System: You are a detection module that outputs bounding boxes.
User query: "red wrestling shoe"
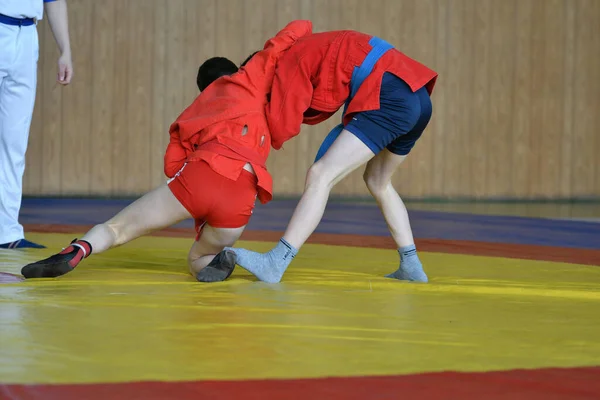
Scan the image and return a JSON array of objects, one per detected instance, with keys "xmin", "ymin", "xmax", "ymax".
[{"xmin": 21, "ymin": 239, "xmax": 92, "ymax": 278}]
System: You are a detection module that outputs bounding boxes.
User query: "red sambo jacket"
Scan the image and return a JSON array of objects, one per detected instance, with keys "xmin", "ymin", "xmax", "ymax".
[
  {"xmin": 266, "ymin": 28, "xmax": 438, "ymax": 149},
  {"xmin": 164, "ymin": 20, "xmax": 313, "ymax": 203}
]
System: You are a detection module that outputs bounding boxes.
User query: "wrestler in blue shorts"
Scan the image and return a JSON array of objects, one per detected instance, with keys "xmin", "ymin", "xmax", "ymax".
[{"xmin": 202, "ymin": 27, "xmax": 438, "ymax": 284}]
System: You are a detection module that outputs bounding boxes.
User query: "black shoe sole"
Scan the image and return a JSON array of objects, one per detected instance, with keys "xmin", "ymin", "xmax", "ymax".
[{"xmin": 21, "ymin": 261, "xmax": 74, "ymax": 278}]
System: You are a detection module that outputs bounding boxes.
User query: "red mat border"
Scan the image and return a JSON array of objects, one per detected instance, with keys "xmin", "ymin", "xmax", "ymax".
[{"xmin": 2, "ymin": 367, "xmax": 599, "ymax": 400}]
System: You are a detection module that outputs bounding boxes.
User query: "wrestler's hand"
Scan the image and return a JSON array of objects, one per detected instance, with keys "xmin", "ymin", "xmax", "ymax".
[{"xmin": 57, "ymin": 52, "xmax": 73, "ymax": 85}]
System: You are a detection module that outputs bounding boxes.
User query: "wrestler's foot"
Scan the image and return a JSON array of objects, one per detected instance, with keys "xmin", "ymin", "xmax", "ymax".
[
  {"xmin": 21, "ymin": 239, "xmax": 91, "ymax": 279},
  {"xmin": 385, "ymin": 244, "xmax": 428, "ymax": 283},
  {"xmin": 196, "ymin": 250, "xmax": 237, "ymax": 282},
  {"xmin": 224, "ymin": 238, "xmax": 298, "ymax": 283},
  {"xmin": 22, "ymin": 253, "xmax": 76, "ymax": 278},
  {"xmin": 385, "ymin": 265, "xmax": 428, "ymax": 282}
]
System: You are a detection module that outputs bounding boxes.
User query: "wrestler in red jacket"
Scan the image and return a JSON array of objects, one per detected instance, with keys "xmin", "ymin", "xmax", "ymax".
[
  {"xmin": 20, "ymin": 20, "xmax": 313, "ymax": 282},
  {"xmin": 206, "ymin": 24, "xmax": 438, "ymax": 284}
]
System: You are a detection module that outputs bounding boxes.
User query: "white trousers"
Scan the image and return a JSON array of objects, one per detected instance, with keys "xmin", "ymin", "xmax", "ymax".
[{"xmin": 0, "ymin": 22, "xmax": 39, "ymax": 243}]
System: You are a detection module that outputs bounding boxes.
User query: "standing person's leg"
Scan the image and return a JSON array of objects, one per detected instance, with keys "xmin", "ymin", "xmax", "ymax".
[
  {"xmin": 0, "ymin": 24, "xmax": 43, "ymax": 248},
  {"xmin": 364, "ymin": 151, "xmax": 413, "ymax": 246},
  {"xmin": 363, "ymin": 150, "xmax": 427, "ymax": 282},
  {"xmin": 364, "ymin": 85, "xmax": 431, "ymax": 282},
  {"xmin": 281, "ymin": 131, "xmax": 375, "ymax": 249},
  {"xmin": 362, "ymin": 83, "xmax": 432, "ymax": 282},
  {"xmin": 208, "ymin": 130, "xmax": 376, "ymax": 283}
]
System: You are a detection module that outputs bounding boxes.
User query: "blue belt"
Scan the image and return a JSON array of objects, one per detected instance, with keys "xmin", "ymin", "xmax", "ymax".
[
  {"xmin": 0, "ymin": 13, "xmax": 36, "ymax": 26},
  {"xmin": 314, "ymin": 37, "xmax": 394, "ymax": 162}
]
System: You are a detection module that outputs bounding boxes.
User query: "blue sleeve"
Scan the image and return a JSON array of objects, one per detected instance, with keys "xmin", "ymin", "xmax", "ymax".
[{"xmin": 43, "ymin": 0, "xmax": 58, "ymax": 3}]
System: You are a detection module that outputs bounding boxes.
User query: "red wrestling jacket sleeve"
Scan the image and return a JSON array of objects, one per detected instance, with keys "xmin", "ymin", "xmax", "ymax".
[
  {"xmin": 241, "ymin": 20, "xmax": 313, "ymax": 96},
  {"xmin": 266, "ymin": 42, "xmax": 315, "ymax": 150}
]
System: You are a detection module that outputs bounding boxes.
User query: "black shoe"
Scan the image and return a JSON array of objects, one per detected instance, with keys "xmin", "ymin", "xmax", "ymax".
[
  {"xmin": 21, "ymin": 240, "xmax": 81, "ymax": 278},
  {"xmin": 196, "ymin": 250, "xmax": 237, "ymax": 283}
]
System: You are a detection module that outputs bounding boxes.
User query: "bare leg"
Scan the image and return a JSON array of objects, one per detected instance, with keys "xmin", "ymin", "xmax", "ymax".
[
  {"xmin": 81, "ymin": 184, "xmax": 192, "ymax": 253},
  {"xmin": 21, "ymin": 184, "xmax": 193, "ymax": 278},
  {"xmin": 283, "ymin": 130, "xmax": 375, "ymax": 249},
  {"xmin": 363, "ymin": 149, "xmax": 427, "ymax": 282},
  {"xmin": 223, "ymin": 130, "xmax": 376, "ymax": 283},
  {"xmin": 363, "ymin": 149, "xmax": 412, "ymax": 247}
]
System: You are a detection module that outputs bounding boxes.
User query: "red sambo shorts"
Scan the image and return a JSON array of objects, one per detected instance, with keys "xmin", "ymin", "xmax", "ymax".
[{"xmin": 167, "ymin": 160, "xmax": 258, "ymax": 239}]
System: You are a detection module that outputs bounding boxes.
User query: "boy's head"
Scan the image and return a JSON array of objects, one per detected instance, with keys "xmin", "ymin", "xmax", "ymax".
[{"xmin": 197, "ymin": 57, "xmax": 239, "ymax": 91}]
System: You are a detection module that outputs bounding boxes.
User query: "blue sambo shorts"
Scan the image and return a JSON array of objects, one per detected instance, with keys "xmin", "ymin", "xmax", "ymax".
[{"xmin": 344, "ymin": 72, "xmax": 432, "ymax": 156}]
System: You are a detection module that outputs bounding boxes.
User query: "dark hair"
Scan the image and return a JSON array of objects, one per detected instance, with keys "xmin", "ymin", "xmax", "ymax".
[
  {"xmin": 197, "ymin": 57, "xmax": 239, "ymax": 91},
  {"xmin": 241, "ymin": 51, "xmax": 259, "ymax": 67}
]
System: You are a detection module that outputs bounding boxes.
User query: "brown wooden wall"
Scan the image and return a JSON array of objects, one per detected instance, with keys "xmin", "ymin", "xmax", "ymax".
[{"xmin": 24, "ymin": 0, "xmax": 600, "ymax": 199}]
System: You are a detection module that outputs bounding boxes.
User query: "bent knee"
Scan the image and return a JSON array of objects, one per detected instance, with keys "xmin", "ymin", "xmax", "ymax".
[
  {"xmin": 305, "ymin": 162, "xmax": 335, "ymax": 190},
  {"xmin": 363, "ymin": 169, "xmax": 390, "ymax": 197}
]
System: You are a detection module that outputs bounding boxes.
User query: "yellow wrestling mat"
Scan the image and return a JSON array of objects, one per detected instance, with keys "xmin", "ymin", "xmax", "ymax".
[{"xmin": 1, "ymin": 232, "xmax": 599, "ymax": 386}]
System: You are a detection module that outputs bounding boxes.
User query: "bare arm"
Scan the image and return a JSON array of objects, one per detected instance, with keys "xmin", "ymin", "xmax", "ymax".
[{"xmin": 44, "ymin": 0, "xmax": 73, "ymax": 84}]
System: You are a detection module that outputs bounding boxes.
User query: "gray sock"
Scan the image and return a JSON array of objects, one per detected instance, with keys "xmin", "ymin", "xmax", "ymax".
[
  {"xmin": 385, "ymin": 244, "xmax": 428, "ymax": 283},
  {"xmin": 226, "ymin": 238, "xmax": 297, "ymax": 283}
]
